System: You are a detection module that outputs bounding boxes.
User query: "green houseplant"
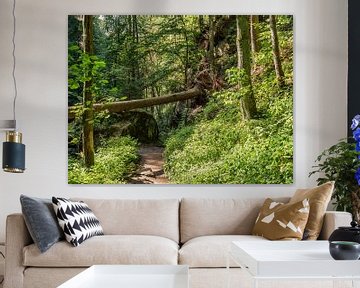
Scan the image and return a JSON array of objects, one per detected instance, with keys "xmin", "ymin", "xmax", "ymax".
[{"xmin": 310, "ymin": 115, "xmax": 360, "ymax": 222}]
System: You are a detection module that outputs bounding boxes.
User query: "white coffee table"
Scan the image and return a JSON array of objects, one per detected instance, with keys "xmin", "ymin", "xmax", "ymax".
[
  {"xmin": 57, "ymin": 265, "xmax": 189, "ymax": 288},
  {"xmin": 228, "ymin": 241, "xmax": 360, "ymax": 288}
]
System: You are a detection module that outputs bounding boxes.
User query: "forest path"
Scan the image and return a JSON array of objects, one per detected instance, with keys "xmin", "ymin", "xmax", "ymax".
[{"xmin": 129, "ymin": 145, "xmax": 169, "ymax": 184}]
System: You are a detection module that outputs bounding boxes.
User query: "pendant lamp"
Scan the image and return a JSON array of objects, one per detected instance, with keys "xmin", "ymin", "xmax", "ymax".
[{"xmin": 1, "ymin": 0, "xmax": 26, "ymax": 173}]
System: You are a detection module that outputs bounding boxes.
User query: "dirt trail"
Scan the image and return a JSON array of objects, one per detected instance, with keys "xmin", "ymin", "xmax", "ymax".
[{"xmin": 130, "ymin": 146, "xmax": 169, "ymax": 184}]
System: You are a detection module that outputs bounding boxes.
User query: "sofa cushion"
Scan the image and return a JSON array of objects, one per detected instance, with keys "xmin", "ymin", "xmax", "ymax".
[
  {"xmin": 52, "ymin": 197, "xmax": 104, "ymax": 247},
  {"xmin": 20, "ymin": 195, "xmax": 64, "ymax": 253},
  {"xmin": 72, "ymin": 199, "xmax": 179, "ymax": 243},
  {"xmin": 179, "ymin": 235, "xmax": 267, "ymax": 268},
  {"xmin": 180, "ymin": 198, "xmax": 289, "ymax": 243},
  {"xmin": 252, "ymin": 198, "xmax": 310, "ymax": 240},
  {"xmin": 24, "ymin": 268, "xmax": 86, "ymax": 288},
  {"xmin": 23, "ymin": 235, "xmax": 178, "ymax": 267},
  {"xmin": 290, "ymin": 181, "xmax": 334, "ymax": 240}
]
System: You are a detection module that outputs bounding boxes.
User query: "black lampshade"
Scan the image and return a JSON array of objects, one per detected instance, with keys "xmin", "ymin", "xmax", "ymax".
[{"xmin": 2, "ymin": 131, "xmax": 25, "ymax": 173}]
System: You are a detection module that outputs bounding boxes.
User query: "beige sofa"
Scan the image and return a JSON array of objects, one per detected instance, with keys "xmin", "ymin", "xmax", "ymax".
[{"xmin": 4, "ymin": 198, "xmax": 352, "ymax": 288}]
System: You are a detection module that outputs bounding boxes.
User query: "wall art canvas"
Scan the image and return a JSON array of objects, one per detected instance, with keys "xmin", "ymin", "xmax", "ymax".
[{"xmin": 68, "ymin": 15, "xmax": 293, "ymax": 184}]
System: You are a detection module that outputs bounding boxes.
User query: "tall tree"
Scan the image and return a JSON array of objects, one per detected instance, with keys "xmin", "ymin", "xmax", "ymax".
[
  {"xmin": 208, "ymin": 15, "xmax": 216, "ymax": 78},
  {"xmin": 177, "ymin": 16, "xmax": 191, "ymax": 89},
  {"xmin": 82, "ymin": 15, "xmax": 95, "ymax": 167},
  {"xmin": 250, "ymin": 15, "xmax": 260, "ymax": 54},
  {"xmin": 198, "ymin": 15, "xmax": 204, "ymax": 33},
  {"xmin": 236, "ymin": 16, "xmax": 257, "ymax": 120},
  {"xmin": 269, "ymin": 15, "xmax": 285, "ymax": 87}
]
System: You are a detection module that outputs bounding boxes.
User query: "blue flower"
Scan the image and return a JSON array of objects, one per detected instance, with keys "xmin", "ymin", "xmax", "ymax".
[
  {"xmin": 352, "ymin": 115, "xmax": 360, "ymax": 130},
  {"xmin": 353, "ymin": 128, "xmax": 360, "ymax": 142},
  {"xmin": 351, "ymin": 115, "xmax": 360, "ymax": 186},
  {"xmin": 356, "ymin": 167, "xmax": 360, "ymax": 186}
]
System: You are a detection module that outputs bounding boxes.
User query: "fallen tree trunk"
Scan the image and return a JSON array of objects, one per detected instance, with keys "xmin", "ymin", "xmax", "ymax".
[{"xmin": 68, "ymin": 85, "xmax": 204, "ymax": 119}]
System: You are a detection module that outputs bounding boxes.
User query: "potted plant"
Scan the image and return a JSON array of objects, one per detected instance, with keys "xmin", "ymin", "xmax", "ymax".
[{"xmin": 309, "ymin": 115, "xmax": 360, "ymax": 222}]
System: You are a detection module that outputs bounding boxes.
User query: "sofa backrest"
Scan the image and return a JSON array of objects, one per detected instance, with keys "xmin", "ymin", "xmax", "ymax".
[
  {"xmin": 180, "ymin": 198, "xmax": 289, "ymax": 243},
  {"xmin": 73, "ymin": 198, "xmax": 180, "ymax": 243}
]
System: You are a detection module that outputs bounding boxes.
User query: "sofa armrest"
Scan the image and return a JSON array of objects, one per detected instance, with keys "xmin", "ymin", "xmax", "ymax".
[
  {"xmin": 4, "ymin": 213, "xmax": 33, "ymax": 288},
  {"xmin": 318, "ymin": 211, "xmax": 352, "ymax": 240}
]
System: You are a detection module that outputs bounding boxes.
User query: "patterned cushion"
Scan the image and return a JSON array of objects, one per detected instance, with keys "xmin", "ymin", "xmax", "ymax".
[
  {"xmin": 52, "ymin": 197, "xmax": 104, "ymax": 246},
  {"xmin": 252, "ymin": 198, "xmax": 310, "ymax": 240},
  {"xmin": 290, "ymin": 181, "xmax": 334, "ymax": 240}
]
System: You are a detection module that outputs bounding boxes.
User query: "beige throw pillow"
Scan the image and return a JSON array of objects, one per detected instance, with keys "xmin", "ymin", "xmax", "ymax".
[
  {"xmin": 252, "ymin": 198, "xmax": 310, "ymax": 240},
  {"xmin": 289, "ymin": 181, "xmax": 334, "ymax": 240}
]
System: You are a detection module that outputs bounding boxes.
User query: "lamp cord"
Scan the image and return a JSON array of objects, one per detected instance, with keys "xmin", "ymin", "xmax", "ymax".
[{"xmin": 11, "ymin": 0, "xmax": 17, "ymax": 130}]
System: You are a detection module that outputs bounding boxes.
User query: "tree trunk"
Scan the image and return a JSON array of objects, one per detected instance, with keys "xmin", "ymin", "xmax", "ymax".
[
  {"xmin": 179, "ymin": 16, "xmax": 189, "ymax": 89},
  {"xmin": 236, "ymin": 16, "xmax": 257, "ymax": 120},
  {"xmin": 69, "ymin": 86, "xmax": 204, "ymax": 119},
  {"xmin": 269, "ymin": 15, "xmax": 285, "ymax": 87},
  {"xmin": 208, "ymin": 15, "xmax": 215, "ymax": 78},
  {"xmin": 198, "ymin": 15, "xmax": 204, "ymax": 33},
  {"xmin": 82, "ymin": 15, "xmax": 95, "ymax": 167},
  {"xmin": 134, "ymin": 15, "xmax": 140, "ymax": 84},
  {"xmin": 250, "ymin": 15, "xmax": 260, "ymax": 54}
]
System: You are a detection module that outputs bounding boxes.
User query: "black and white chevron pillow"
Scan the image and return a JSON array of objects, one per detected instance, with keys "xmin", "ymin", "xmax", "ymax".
[{"xmin": 52, "ymin": 197, "xmax": 104, "ymax": 247}]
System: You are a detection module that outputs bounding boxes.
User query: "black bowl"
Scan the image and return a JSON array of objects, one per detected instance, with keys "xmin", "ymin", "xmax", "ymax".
[{"xmin": 329, "ymin": 241, "xmax": 360, "ymax": 260}]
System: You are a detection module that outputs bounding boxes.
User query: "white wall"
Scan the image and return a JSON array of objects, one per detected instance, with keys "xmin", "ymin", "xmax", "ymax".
[{"xmin": 0, "ymin": 0, "xmax": 348, "ymax": 242}]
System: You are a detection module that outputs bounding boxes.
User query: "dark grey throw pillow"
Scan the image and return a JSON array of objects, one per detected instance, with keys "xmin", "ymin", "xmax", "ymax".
[{"xmin": 20, "ymin": 195, "xmax": 64, "ymax": 253}]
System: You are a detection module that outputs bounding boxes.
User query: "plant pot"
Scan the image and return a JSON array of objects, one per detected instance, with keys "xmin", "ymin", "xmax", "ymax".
[{"xmin": 329, "ymin": 221, "xmax": 360, "ymax": 244}]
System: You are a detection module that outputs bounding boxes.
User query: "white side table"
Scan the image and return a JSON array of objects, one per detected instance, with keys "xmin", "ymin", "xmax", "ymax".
[
  {"xmin": 58, "ymin": 265, "xmax": 189, "ymax": 288},
  {"xmin": 228, "ymin": 241, "xmax": 360, "ymax": 288}
]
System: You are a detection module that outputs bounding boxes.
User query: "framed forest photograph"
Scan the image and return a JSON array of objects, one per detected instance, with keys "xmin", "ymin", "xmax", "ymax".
[{"xmin": 68, "ymin": 15, "xmax": 293, "ymax": 185}]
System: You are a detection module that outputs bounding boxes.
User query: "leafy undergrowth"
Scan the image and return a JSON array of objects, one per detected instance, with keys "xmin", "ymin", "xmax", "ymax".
[
  {"xmin": 68, "ymin": 136, "xmax": 139, "ymax": 184},
  {"xmin": 164, "ymin": 17, "xmax": 293, "ymax": 184},
  {"xmin": 164, "ymin": 91, "xmax": 293, "ymax": 184}
]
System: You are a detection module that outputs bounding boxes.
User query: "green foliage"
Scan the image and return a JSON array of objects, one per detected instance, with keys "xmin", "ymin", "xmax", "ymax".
[
  {"xmin": 68, "ymin": 43, "xmax": 112, "ymax": 155},
  {"xmin": 68, "ymin": 107, "xmax": 115, "ymax": 156},
  {"xmin": 309, "ymin": 140, "xmax": 360, "ymax": 212},
  {"xmin": 215, "ymin": 68, "xmax": 253, "ymax": 105},
  {"xmin": 164, "ymin": 15, "xmax": 293, "ymax": 184},
  {"xmin": 68, "ymin": 136, "xmax": 139, "ymax": 184},
  {"xmin": 164, "ymin": 125, "xmax": 195, "ymax": 158},
  {"xmin": 68, "ymin": 44, "xmax": 108, "ymax": 106},
  {"xmin": 164, "ymin": 90, "xmax": 293, "ymax": 183},
  {"xmin": 68, "ymin": 16, "xmax": 82, "ymax": 46},
  {"xmin": 93, "ymin": 15, "xmax": 203, "ymax": 100}
]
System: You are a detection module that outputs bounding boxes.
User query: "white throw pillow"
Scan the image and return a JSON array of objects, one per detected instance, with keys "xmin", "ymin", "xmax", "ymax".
[{"xmin": 52, "ymin": 197, "xmax": 103, "ymax": 247}]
